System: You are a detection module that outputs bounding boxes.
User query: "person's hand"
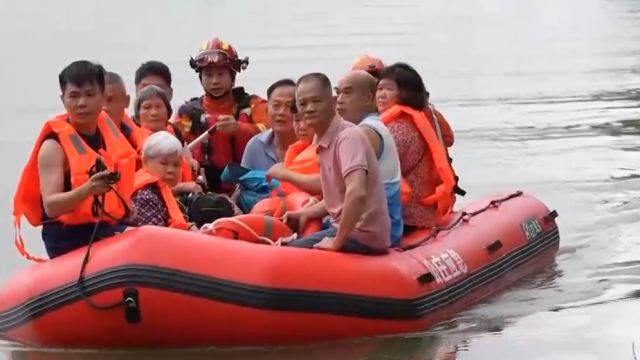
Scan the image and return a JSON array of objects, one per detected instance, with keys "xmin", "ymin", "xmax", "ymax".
[
  {"xmin": 188, "ymin": 158, "xmax": 200, "ymax": 174},
  {"xmin": 313, "ymin": 236, "xmax": 341, "ymax": 251},
  {"xmin": 266, "ymin": 163, "xmax": 289, "ymax": 182},
  {"xmin": 184, "ymin": 181, "xmax": 204, "ymax": 193},
  {"xmin": 283, "ymin": 210, "xmax": 309, "ymax": 233},
  {"xmin": 85, "ymin": 171, "xmax": 113, "ymax": 196},
  {"xmin": 216, "ymin": 115, "xmax": 239, "ymax": 133},
  {"xmin": 302, "ymin": 196, "xmax": 320, "ymax": 209},
  {"xmin": 173, "ymin": 181, "xmax": 203, "ymax": 194}
]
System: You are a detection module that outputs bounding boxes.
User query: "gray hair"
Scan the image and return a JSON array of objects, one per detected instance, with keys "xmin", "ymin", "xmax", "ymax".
[
  {"xmin": 142, "ymin": 131, "xmax": 183, "ymax": 161},
  {"xmin": 134, "ymin": 85, "xmax": 172, "ymax": 120}
]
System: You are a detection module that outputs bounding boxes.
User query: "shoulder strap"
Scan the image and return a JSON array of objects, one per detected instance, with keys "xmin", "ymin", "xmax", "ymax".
[
  {"xmin": 157, "ymin": 183, "xmax": 189, "ymax": 229},
  {"xmin": 178, "ymin": 97, "xmax": 206, "ymax": 135},
  {"xmin": 232, "ymin": 87, "xmax": 252, "ymax": 116},
  {"xmin": 427, "ymin": 105, "xmax": 445, "ymax": 147}
]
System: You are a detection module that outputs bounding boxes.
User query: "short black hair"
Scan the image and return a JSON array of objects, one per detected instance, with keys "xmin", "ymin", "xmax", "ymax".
[
  {"xmin": 58, "ymin": 60, "xmax": 106, "ymax": 93},
  {"xmin": 266, "ymin": 78, "xmax": 296, "ymax": 99},
  {"xmin": 134, "ymin": 61, "xmax": 172, "ymax": 87},
  {"xmin": 378, "ymin": 62, "xmax": 428, "ymax": 111},
  {"xmin": 296, "ymin": 72, "xmax": 333, "ymax": 97},
  {"xmin": 105, "ymin": 71, "xmax": 124, "ymax": 85}
]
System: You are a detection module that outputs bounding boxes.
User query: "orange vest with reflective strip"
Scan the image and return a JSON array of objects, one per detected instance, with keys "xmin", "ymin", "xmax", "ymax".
[
  {"xmin": 381, "ymin": 105, "xmax": 456, "ymax": 220},
  {"xmin": 277, "ymin": 141, "xmax": 319, "ymax": 195},
  {"xmin": 13, "ymin": 113, "xmax": 137, "ymax": 262},
  {"xmin": 139, "ymin": 126, "xmax": 194, "ymax": 182},
  {"xmin": 120, "ymin": 112, "xmax": 145, "ymax": 151},
  {"xmin": 133, "ymin": 168, "xmax": 189, "ymax": 230}
]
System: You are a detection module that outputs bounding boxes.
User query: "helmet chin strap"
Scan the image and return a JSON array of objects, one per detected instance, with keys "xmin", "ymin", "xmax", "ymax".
[{"xmin": 205, "ymin": 90, "xmax": 230, "ymax": 100}]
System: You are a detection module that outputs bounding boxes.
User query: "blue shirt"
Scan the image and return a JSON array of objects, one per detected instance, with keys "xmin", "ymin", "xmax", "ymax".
[
  {"xmin": 359, "ymin": 113, "xmax": 404, "ymax": 247},
  {"xmin": 241, "ymin": 130, "xmax": 279, "ymax": 171}
]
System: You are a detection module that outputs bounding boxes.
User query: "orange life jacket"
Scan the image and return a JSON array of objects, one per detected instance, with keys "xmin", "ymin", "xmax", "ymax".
[
  {"xmin": 138, "ymin": 126, "xmax": 194, "ymax": 182},
  {"xmin": 276, "ymin": 141, "xmax": 320, "ymax": 196},
  {"xmin": 203, "ymin": 214, "xmax": 293, "ymax": 245},
  {"xmin": 120, "ymin": 112, "xmax": 145, "ymax": 151},
  {"xmin": 424, "ymin": 105, "xmax": 454, "ymax": 148},
  {"xmin": 251, "ymin": 191, "xmax": 322, "ymax": 237},
  {"xmin": 381, "ymin": 105, "xmax": 456, "ymax": 220},
  {"xmin": 133, "ymin": 168, "xmax": 189, "ymax": 230},
  {"xmin": 13, "ymin": 113, "xmax": 137, "ymax": 262}
]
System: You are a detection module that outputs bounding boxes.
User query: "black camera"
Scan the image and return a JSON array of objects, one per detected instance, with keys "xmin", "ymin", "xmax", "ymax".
[{"xmin": 91, "ymin": 158, "xmax": 120, "ymax": 184}]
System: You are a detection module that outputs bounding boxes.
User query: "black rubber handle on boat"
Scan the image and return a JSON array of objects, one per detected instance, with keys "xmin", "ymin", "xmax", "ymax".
[
  {"xmin": 486, "ymin": 239, "xmax": 503, "ymax": 254},
  {"xmin": 416, "ymin": 273, "xmax": 436, "ymax": 285},
  {"xmin": 542, "ymin": 210, "xmax": 559, "ymax": 223},
  {"xmin": 123, "ymin": 288, "xmax": 142, "ymax": 324}
]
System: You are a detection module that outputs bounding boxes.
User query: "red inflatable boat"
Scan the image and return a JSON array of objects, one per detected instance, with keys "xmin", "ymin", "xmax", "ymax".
[{"xmin": 0, "ymin": 191, "xmax": 560, "ymax": 348}]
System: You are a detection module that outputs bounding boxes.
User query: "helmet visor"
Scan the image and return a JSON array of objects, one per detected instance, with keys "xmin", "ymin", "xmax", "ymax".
[{"xmin": 193, "ymin": 50, "xmax": 232, "ymax": 69}]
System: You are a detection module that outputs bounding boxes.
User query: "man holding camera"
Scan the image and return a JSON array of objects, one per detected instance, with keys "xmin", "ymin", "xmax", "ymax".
[{"xmin": 13, "ymin": 60, "xmax": 138, "ymax": 260}]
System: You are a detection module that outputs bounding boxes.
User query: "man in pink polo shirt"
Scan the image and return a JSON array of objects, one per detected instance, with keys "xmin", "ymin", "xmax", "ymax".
[{"xmin": 285, "ymin": 73, "xmax": 390, "ymax": 255}]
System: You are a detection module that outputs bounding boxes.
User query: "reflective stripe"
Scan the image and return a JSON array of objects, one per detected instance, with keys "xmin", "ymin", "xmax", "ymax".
[
  {"xmin": 104, "ymin": 116, "xmax": 121, "ymax": 138},
  {"xmin": 428, "ymin": 105, "xmax": 445, "ymax": 147},
  {"xmin": 67, "ymin": 134, "xmax": 86, "ymax": 155},
  {"xmin": 264, "ymin": 216, "xmax": 273, "ymax": 240},
  {"xmin": 256, "ymin": 123, "xmax": 268, "ymax": 132}
]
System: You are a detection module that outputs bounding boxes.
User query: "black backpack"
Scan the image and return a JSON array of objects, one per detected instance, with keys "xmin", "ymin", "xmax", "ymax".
[{"xmin": 183, "ymin": 193, "xmax": 236, "ymax": 228}]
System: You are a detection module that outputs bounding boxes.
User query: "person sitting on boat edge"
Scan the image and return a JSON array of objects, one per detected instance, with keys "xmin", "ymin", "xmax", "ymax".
[
  {"xmin": 240, "ymin": 79, "xmax": 297, "ymax": 171},
  {"xmin": 335, "ymin": 70, "xmax": 403, "ymax": 247},
  {"xmin": 174, "ymin": 37, "xmax": 270, "ymax": 195},
  {"xmin": 284, "ymin": 73, "xmax": 390, "ymax": 255},
  {"xmin": 103, "ymin": 71, "xmax": 144, "ymax": 151},
  {"xmin": 376, "ymin": 63, "xmax": 457, "ymax": 232},
  {"xmin": 13, "ymin": 60, "xmax": 137, "ymax": 260},
  {"xmin": 266, "ymin": 99, "xmax": 322, "ymax": 197},
  {"xmin": 134, "ymin": 85, "xmax": 203, "ymax": 195},
  {"xmin": 129, "ymin": 131, "xmax": 196, "ymax": 230}
]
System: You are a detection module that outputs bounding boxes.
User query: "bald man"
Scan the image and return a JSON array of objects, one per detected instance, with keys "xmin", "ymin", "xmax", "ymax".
[
  {"xmin": 103, "ymin": 71, "xmax": 144, "ymax": 150},
  {"xmin": 336, "ymin": 70, "xmax": 403, "ymax": 247}
]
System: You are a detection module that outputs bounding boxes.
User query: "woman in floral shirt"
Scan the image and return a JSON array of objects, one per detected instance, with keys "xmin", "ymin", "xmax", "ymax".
[{"xmin": 376, "ymin": 63, "xmax": 455, "ymax": 231}]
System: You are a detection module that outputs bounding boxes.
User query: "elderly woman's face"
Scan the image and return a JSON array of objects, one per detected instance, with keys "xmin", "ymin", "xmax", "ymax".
[
  {"xmin": 139, "ymin": 95, "xmax": 169, "ymax": 133},
  {"xmin": 143, "ymin": 153, "xmax": 182, "ymax": 188},
  {"xmin": 376, "ymin": 78, "xmax": 400, "ymax": 114}
]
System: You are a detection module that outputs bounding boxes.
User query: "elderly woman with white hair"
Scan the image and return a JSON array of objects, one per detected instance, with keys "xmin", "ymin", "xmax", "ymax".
[{"xmin": 129, "ymin": 131, "xmax": 197, "ymax": 230}]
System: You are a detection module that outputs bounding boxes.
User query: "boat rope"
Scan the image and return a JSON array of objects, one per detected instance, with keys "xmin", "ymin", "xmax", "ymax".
[
  {"xmin": 401, "ymin": 191, "xmax": 524, "ymax": 250},
  {"xmin": 77, "ymin": 184, "xmax": 130, "ymax": 311}
]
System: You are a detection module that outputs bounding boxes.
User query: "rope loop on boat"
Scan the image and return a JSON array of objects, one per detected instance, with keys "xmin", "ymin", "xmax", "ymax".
[{"xmin": 402, "ymin": 191, "xmax": 524, "ymax": 250}]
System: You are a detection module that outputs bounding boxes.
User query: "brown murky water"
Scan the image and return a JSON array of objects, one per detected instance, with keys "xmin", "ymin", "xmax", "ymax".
[{"xmin": 1, "ymin": 0, "xmax": 640, "ymax": 358}]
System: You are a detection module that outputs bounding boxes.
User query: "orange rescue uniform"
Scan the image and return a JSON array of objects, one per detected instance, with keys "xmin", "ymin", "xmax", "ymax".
[{"xmin": 174, "ymin": 88, "xmax": 269, "ymax": 194}]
